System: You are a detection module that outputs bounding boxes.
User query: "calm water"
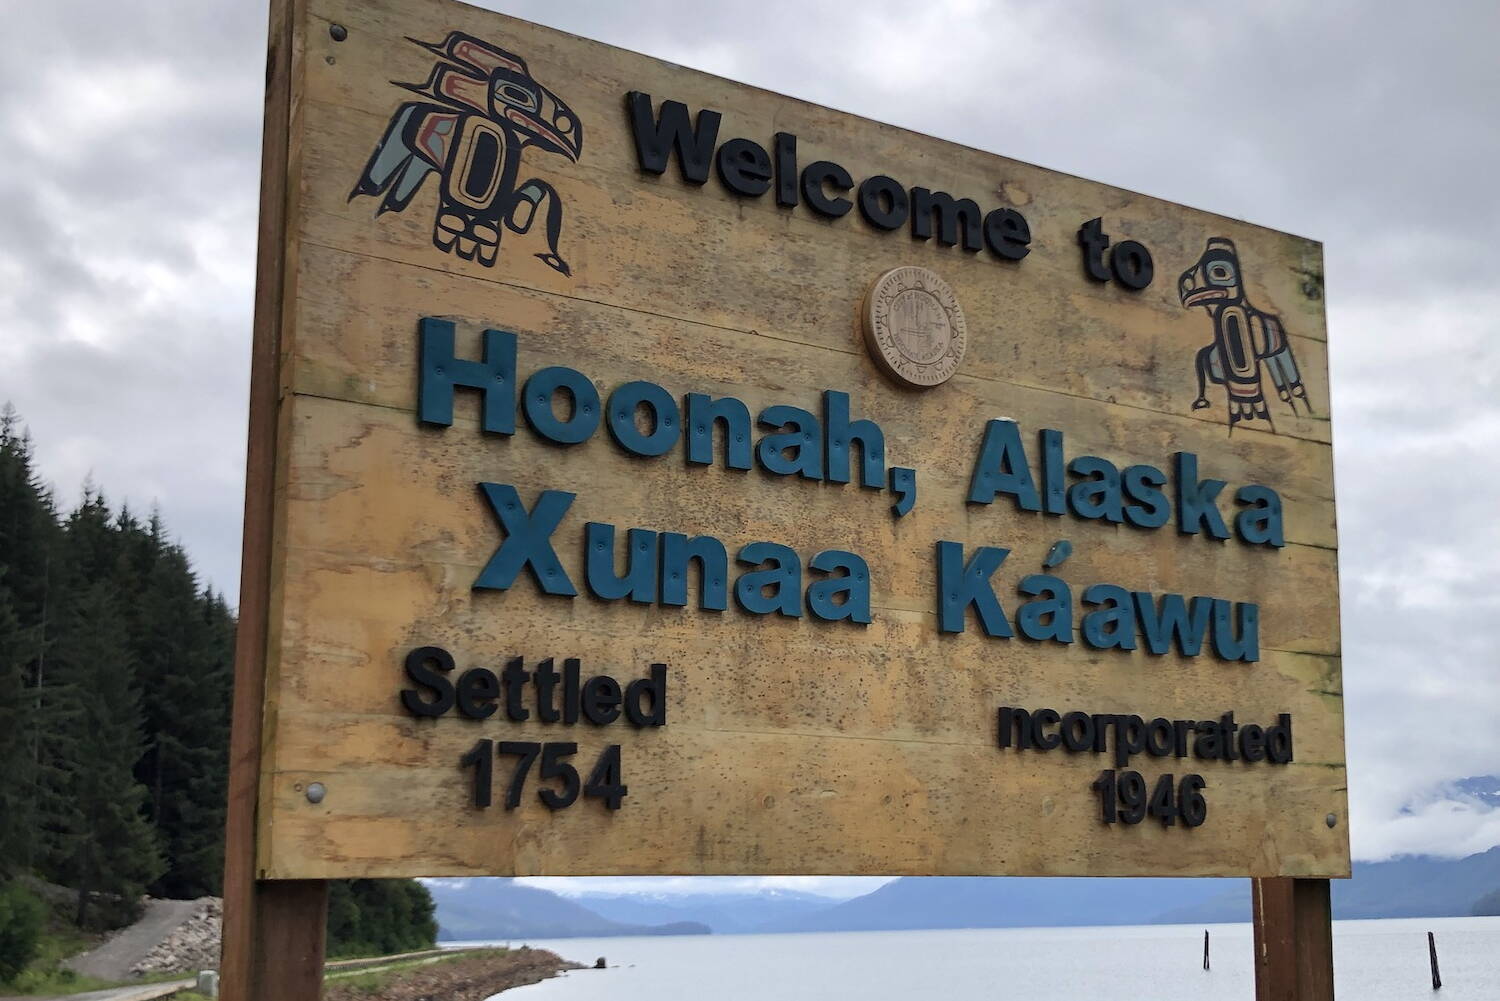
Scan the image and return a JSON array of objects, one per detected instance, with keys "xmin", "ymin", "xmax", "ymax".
[{"xmin": 469, "ymin": 916, "xmax": 1500, "ymax": 1000}]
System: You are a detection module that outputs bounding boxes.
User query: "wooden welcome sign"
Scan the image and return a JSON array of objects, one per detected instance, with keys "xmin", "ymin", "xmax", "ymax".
[{"xmin": 228, "ymin": 0, "xmax": 1347, "ymax": 899}]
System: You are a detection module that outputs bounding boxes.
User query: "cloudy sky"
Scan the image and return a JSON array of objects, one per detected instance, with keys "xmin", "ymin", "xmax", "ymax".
[{"xmin": 2, "ymin": 0, "xmax": 1497, "ymax": 895}]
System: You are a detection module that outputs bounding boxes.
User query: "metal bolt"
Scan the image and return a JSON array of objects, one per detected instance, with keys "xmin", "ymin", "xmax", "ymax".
[
  {"xmin": 329, "ymin": 23, "xmax": 348, "ymax": 42},
  {"xmin": 306, "ymin": 782, "xmax": 327, "ymax": 804},
  {"xmin": 1325, "ymin": 813, "xmax": 1338, "ymax": 828}
]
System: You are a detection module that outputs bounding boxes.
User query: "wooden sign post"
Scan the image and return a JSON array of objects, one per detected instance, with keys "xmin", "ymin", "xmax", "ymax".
[{"xmin": 225, "ymin": 0, "xmax": 1346, "ymax": 996}]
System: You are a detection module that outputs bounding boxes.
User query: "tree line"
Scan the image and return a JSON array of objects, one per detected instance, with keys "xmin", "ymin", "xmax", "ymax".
[
  {"xmin": 0, "ymin": 405, "xmax": 233, "ymax": 926},
  {"xmin": 0, "ymin": 406, "xmax": 433, "ymax": 976}
]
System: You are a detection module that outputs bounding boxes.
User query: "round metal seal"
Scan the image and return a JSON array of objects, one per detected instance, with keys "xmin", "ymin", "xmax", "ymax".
[{"xmin": 861, "ymin": 267, "xmax": 967, "ymax": 389}]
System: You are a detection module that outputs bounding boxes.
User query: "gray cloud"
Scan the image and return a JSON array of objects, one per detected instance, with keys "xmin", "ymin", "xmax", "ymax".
[{"xmin": 1, "ymin": 0, "xmax": 1494, "ymax": 862}]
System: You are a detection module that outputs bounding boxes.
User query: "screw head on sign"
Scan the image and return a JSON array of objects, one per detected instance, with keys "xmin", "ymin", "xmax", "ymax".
[
  {"xmin": 1325, "ymin": 813, "xmax": 1337, "ymax": 828},
  {"xmin": 306, "ymin": 782, "xmax": 327, "ymax": 804},
  {"xmin": 329, "ymin": 24, "xmax": 348, "ymax": 42}
]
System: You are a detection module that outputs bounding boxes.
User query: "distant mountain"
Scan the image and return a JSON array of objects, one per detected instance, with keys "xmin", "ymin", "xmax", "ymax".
[
  {"xmin": 766, "ymin": 845, "xmax": 1500, "ymax": 932},
  {"xmin": 428, "ymin": 842, "xmax": 1500, "ymax": 938},
  {"xmin": 769, "ymin": 877, "xmax": 1232, "ymax": 933},
  {"xmin": 1163, "ymin": 845, "xmax": 1500, "ymax": 923},
  {"xmin": 574, "ymin": 889, "xmax": 835, "ymax": 934},
  {"xmin": 427, "ymin": 878, "xmax": 710, "ymax": 940},
  {"xmin": 1450, "ymin": 776, "xmax": 1500, "ymax": 809}
]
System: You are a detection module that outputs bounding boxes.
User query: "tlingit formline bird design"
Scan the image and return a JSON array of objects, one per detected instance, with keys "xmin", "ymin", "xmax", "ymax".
[
  {"xmin": 350, "ymin": 32, "xmax": 583, "ymax": 274},
  {"xmin": 1179, "ymin": 238, "xmax": 1310, "ymax": 432}
]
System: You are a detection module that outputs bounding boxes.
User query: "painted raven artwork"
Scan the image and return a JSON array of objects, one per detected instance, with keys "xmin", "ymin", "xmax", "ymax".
[
  {"xmin": 350, "ymin": 32, "xmax": 583, "ymax": 274},
  {"xmin": 1178, "ymin": 238, "xmax": 1310, "ymax": 432}
]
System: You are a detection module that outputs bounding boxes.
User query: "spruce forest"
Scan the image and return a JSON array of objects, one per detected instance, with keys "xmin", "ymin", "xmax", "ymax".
[{"xmin": 0, "ymin": 405, "xmax": 435, "ymax": 986}]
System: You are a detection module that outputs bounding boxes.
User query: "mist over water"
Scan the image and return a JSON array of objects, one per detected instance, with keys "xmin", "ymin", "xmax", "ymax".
[{"xmin": 477, "ymin": 917, "xmax": 1500, "ymax": 1001}]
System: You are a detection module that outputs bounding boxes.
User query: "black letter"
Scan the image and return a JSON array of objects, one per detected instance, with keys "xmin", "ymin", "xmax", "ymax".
[
  {"xmin": 1240, "ymin": 723, "xmax": 1266, "ymax": 762},
  {"xmin": 582, "ymin": 675, "xmax": 623, "ymax": 725},
  {"xmin": 534, "ymin": 657, "xmax": 561, "ymax": 723},
  {"xmin": 857, "ymin": 175, "xmax": 908, "ymax": 230},
  {"xmin": 1112, "ymin": 239, "xmax": 1154, "ymax": 290},
  {"xmin": 401, "ymin": 646, "xmax": 455, "ymax": 718},
  {"xmin": 910, "ymin": 188, "xmax": 983, "ymax": 251},
  {"xmin": 501, "ymin": 656, "xmax": 531, "ymax": 722},
  {"xmin": 1078, "ymin": 217, "xmax": 1111, "ymax": 282},
  {"xmin": 1220, "ymin": 712, "xmax": 1239, "ymax": 761},
  {"xmin": 802, "ymin": 161, "xmax": 853, "ymax": 218},
  {"xmin": 983, "ymin": 207, "xmax": 1031, "ymax": 260},
  {"xmin": 1145, "ymin": 717, "xmax": 1174, "ymax": 757},
  {"xmin": 998, "ymin": 706, "xmax": 1033, "ymax": 749},
  {"xmin": 715, "ymin": 137, "xmax": 773, "ymax": 197},
  {"xmin": 1266, "ymin": 714, "xmax": 1294, "ymax": 763},
  {"xmin": 1061, "ymin": 711, "xmax": 1094, "ymax": 752},
  {"xmin": 1034, "ymin": 708, "xmax": 1061, "ymax": 750},
  {"xmin": 626, "ymin": 92, "xmax": 721, "ymax": 184},
  {"xmin": 624, "ymin": 663, "xmax": 668, "ymax": 727},
  {"xmin": 456, "ymin": 667, "xmax": 500, "ymax": 720},
  {"xmin": 774, "ymin": 132, "xmax": 799, "ymax": 207}
]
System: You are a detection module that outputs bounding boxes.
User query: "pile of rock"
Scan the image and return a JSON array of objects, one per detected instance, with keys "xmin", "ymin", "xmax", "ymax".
[{"xmin": 131, "ymin": 897, "xmax": 223, "ymax": 976}]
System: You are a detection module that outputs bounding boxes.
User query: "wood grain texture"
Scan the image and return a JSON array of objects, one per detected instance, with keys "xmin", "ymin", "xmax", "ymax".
[
  {"xmin": 221, "ymin": 1, "xmax": 328, "ymax": 999},
  {"xmin": 245, "ymin": 0, "xmax": 1349, "ymax": 880},
  {"xmin": 1253, "ymin": 877, "xmax": 1336, "ymax": 1001}
]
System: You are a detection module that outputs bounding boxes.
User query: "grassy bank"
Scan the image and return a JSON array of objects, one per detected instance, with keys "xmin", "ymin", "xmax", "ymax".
[
  {"xmin": 319, "ymin": 947, "xmax": 581, "ymax": 1001},
  {"xmin": 0, "ymin": 880, "xmax": 108, "ymax": 996}
]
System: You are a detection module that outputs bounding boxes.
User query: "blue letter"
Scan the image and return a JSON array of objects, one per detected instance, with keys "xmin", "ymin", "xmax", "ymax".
[
  {"xmin": 1235, "ymin": 485, "xmax": 1285, "ymax": 548},
  {"xmin": 685, "ymin": 394, "xmax": 753, "ymax": 470},
  {"xmin": 660, "ymin": 532, "xmax": 728, "ymax": 611},
  {"xmin": 475, "ymin": 484, "xmax": 577, "ymax": 595},
  {"xmin": 1212, "ymin": 600, "xmax": 1260, "ymax": 661},
  {"xmin": 807, "ymin": 549, "xmax": 871, "ymax": 623},
  {"xmin": 968, "ymin": 420, "xmax": 1039, "ymax": 511},
  {"xmin": 607, "ymin": 381, "xmax": 681, "ymax": 457},
  {"xmin": 1123, "ymin": 464, "xmax": 1169, "ymax": 529},
  {"xmin": 418, "ymin": 318, "xmax": 515, "ymax": 434},
  {"xmin": 1016, "ymin": 573, "xmax": 1073, "ymax": 643},
  {"xmin": 1133, "ymin": 592, "xmax": 1214, "ymax": 656},
  {"xmin": 1081, "ymin": 583, "xmax": 1137, "ymax": 650},
  {"xmin": 935, "ymin": 541, "xmax": 1013, "ymax": 636},
  {"xmin": 1067, "ymin": 456, "xmax": 1123, "ymax": 524},
  {"xmin": 735, "ymin": 542, "xmax": 802, "ymax": 616},
  {"xmin": 523, "ymin": 367, "xmax": 601, "ymax": 445},
  {"xmin": 1041, "ymin": 428, "xmax": 1066, "ymax": 515},
  {"xmin": 824, "ymin": 391, "xmax": 885, "ymax": 488},
  {"xmin": 1174, "ymin": 452, "xmax": 1230, "ymax": 539},
  {"xmin": 757, "ymin": 405, "xmax": 823, "ymax": 479},
  {"xmin": 585, "ymin": 523, "xmax": 658, "ymax": 603}
]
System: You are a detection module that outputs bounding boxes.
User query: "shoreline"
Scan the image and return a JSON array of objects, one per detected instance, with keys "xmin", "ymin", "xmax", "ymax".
[{"xmin": 322, "ymin": 947, "xmax": 582, "ymax": 1001}]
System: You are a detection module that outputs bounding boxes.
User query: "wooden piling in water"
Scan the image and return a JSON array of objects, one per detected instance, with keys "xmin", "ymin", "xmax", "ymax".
[
  {"xmin": 1429, "ymin": 931, "xmax": 1441, "ymax": 989},
  {"xmin": 1203, "ymin": 929, "xmax": 1210, "ymax": 970}
]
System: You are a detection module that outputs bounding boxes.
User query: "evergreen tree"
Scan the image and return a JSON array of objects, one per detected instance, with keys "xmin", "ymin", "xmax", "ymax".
[
  {"xmin": 0, "ymin": 406, "xmax": 59, "ymax": 871},
  {"xmin": 326, "ymin": 880, "xmax": 438, "ymax": 958},
  {"xmin": 0, "ymin": 409, "xmax": 247, "ymax": 926},
  {"xmin": 46, "ymin": 581, "xmax": 164, "ymax": 928},
  {"xmin": 38, "ymin": 494, "xmax": 163, "ymax": 927},
  {"xmin": 0, "ymin": 405, "xmax": 59, "ymax": 631},
  {"xmin": 126, "ymin": 516, "xmax": 233, "ymax": 898},
  {"xmin": 0, "ymin": 577, "xmax": 31, "ymax": 875}
]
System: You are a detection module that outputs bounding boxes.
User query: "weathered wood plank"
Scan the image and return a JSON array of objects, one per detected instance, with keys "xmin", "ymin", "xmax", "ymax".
[
  {"xmin": 285, "ymin": 244, "xmax": 1337, "ymax": 549},
  {"xmin": 291, "ymin": 0, "xmax": 1331, "ymax": 441},
  {"xmin": 221, "ymin": 1, "xmax": 329, "ymax": 1000},
  {"xmin": 1253, "ymin": 877, "xmax": 1336, "ymax": 1000},
  {"xmin": 273, "ymin": 393, "xmax": 1341, "ymax": 653},
  {"xmin": 246, "ymin": 0, "xmax": 1348, "ymax": 881},
  {"xmin": 262, "ymin": 735, "xmax": 1347, "ymax": 879}
]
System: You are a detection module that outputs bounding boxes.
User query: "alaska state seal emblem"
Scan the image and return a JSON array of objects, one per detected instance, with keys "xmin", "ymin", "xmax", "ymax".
[{"xmin": 861, "ymin": 267, "xmax": 967, "ymax": 389}]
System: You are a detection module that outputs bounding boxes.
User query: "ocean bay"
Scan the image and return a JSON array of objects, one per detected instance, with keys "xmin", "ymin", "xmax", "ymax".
[{"xmin": 478, "ymin": 917, "xmax": 1500, "ymax": 1001}]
